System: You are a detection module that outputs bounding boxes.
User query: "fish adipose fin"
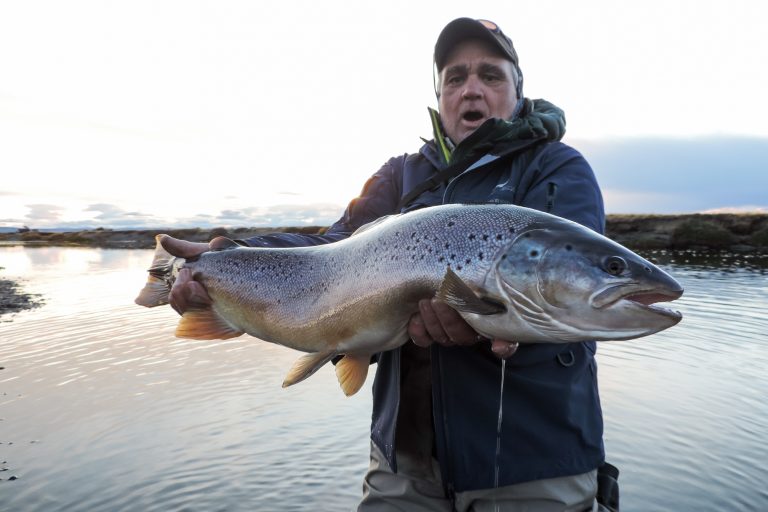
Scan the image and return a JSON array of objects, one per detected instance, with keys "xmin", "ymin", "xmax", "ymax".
[
  {"xmin": 176, "ymin": 308, "xmax": 244, "ymax": 340},
  {"xmin": 437, "ymin": 267, "xmax": 506, "ymax": 315},
  {"xmin": 135, "ymin": 234, "xmax": 176, "ymax": 308},
  {"xmin": 335, "ymin": 354, "xmax": 371, "ymax": 396},
  {"xmin": 283, "ymin": 351, "xmax": 337, "ymax": 389}
]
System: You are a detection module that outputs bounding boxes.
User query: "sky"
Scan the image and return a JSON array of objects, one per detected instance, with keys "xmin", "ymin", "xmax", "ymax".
[{"xmin": 1, "ymin": 0, "xmax": 767, "ymax": 230}]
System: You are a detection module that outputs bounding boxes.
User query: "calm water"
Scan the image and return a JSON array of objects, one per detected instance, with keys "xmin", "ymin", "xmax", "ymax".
[{"xmin": 0, "ymin": 246, "xmax": 766, "ymax": 512}]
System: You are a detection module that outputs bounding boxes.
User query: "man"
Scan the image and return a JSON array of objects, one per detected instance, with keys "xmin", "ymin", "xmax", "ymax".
[{"xmin": 165, "ymin": 18, "xmax": 616, "ymax": 512}]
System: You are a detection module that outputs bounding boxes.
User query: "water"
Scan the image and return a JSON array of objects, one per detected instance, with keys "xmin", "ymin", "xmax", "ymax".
[{"xmin": 1, "ymin": 247, "xmax": 767, "ymax": 511}]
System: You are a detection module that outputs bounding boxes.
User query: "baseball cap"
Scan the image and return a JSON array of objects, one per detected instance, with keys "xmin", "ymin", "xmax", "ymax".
[{"xmin": 434, "ymin": 18, "xmax": 523, "ymax": 96}]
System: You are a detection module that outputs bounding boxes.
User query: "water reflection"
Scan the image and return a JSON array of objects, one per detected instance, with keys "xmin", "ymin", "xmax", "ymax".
[{"xmin": 1, "ymin": 247, "xmax": 767, "ymax": 512}]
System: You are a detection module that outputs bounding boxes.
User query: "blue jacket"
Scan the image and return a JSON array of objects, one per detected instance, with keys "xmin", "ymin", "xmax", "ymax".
[{"xmin": 242, "ymin": 105, "xmax": 606, "ymax": 494}]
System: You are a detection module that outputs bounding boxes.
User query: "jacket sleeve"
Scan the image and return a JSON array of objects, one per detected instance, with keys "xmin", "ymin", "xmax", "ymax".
[
  {"xmin": 520, "ymin": 142, "xmax": 605, "ymax": 234},
  {"xmin": 238, "ymin": 155, "xmax": 405, "ymax": 248}
]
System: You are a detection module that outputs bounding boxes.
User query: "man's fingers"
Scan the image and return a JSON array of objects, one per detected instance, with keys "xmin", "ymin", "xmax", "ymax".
[
  {"xmin": 418, "ymin": 299, "xmax": 451, "ymax": 344},
  {"xmin": 159, "ymin": 235, "xmax": 209, "ymax": 259},
  {"xmin": 430, "ymin": 299, "xmax": 476, "ymax": 345},
  {"xmin": 169, "ymin": 268, "xmax": 212, "ymax": 315},
  {"xmin": 491, "ymin": 340, "xmax": 519, "ymax": 359},
  {"xmin": 407, "ymin": 313, "xmax": 434, "ymax": 348}
]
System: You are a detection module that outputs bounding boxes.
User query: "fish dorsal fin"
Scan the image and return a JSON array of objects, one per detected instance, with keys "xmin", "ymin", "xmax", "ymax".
[
  {"xmin": 437, "ymin": 267, "xmax": 506, "ymax": 315},
  {"xmin": 210, "ymin": 236, "xmax": 243, "ymax": 251},
  {"xmin": 351, "ymin": 214, "xmax": 400, "ymax": 236},
  {"xmin": 282, "ymin": 351, "xmax": 337, "ymax": 388},
  {"xmin": 176, "ymin": 308, "xmax": 244, "ymax": 340},
  {"xmin": 335, "ymin": 354, "xmax": 371, "ymax": 396}
]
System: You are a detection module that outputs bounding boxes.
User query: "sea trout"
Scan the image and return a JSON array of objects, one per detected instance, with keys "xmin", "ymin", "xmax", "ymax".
[{"xmin": 136, "ymin": 204, "xmax": 683, "ymax": 396}]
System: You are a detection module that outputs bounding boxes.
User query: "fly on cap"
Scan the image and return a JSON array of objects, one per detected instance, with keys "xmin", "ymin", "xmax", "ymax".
[{"xmin": 434, "ymin": 18, "xmax": 523, "ymax": 96}]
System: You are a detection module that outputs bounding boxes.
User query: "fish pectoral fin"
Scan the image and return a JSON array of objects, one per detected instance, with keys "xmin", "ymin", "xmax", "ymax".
[
  {"xmin": 175, "ymin": 308, "xmax": 244, "ymax": 340},
  {"xmin": 282, "ymin": 351, "xmax": 337, "ymax": 388},
  {"xmin": 437, "ymin": 267, "xmax": 506, "ymax": 316},
  {"xmin": 335, "ymin": 354, "xmax": 371, "ymax": 397}
]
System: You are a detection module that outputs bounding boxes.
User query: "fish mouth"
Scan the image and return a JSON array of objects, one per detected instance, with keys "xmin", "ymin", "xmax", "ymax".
[{"xmin": 591, "ymin": 283, "xmax": 683, "ymax": 321}]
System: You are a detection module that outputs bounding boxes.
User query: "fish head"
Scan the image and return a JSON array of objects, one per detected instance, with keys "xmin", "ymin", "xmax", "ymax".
[{"xmin": 490, "ymin": 218, "xmax": 683, "ymax": 342}]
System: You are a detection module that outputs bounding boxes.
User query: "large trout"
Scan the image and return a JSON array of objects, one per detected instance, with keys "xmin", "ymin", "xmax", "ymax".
[{"xmin": 136, "ymin": 204, "xmax": 683, "ymax": 396}]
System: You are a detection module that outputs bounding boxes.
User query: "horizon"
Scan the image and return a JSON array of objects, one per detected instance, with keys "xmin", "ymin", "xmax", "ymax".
[{"xmin": 2, "ymin": 1, "xmax": 767, "ymax": 230}]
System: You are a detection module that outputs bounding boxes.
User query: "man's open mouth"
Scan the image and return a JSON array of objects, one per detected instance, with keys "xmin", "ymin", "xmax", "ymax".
[{"xmin": 462, "ymin": 111, "xmax": 485, "ymax": 122}]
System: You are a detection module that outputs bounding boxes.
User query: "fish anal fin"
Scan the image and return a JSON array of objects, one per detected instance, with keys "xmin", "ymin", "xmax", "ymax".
[
  {"xmin": 176, "ymin": 308, "xmax": 244, "ymax": 340},
  {"xmin": 437, "ymin": 267, "xmax": 506, "ymax": 316},
  {"xmin": 335, "ymin": 354, "xmax": 371, "ymax": 396},
  {"xmin": 283, "ymin": 351, "xmax": 336, "ymax": 388}
]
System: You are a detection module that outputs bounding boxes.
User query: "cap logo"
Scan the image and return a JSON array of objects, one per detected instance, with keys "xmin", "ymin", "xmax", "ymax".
[{"xmin": 478, "ymin": 19, "xmax": 499, "ymax": 32}]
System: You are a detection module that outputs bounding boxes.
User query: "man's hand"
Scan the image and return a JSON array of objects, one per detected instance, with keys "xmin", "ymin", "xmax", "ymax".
[
  {"xmin": 408, "ymin": 298, "xmax": 518, "ymax": 359},
  {"xmin": 160, "ymin": 235, "xmax": 213, "ymax": 315}
]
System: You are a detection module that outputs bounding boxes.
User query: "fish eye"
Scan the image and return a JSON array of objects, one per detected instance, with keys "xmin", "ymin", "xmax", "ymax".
[{"xmin": 603, "ymin": 256, "xmax": 627, "ymax": 276}]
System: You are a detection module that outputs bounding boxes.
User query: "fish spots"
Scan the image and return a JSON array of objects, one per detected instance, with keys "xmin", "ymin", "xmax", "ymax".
[
  {"xmin": 468, "ymin": 234, "xmax": 476, "ymax": 240},
  {"xmin": 447, "ymin": 221, "xmax": 455, "ymax": 227},
  {"xmin": 478, "ymin": 252, "xmax": 484, "ymax": 261},
  {"xmin": 496, "ymin": 234, "xmax": 503, "ymax": 241},
  {"xmin": 565, "ymin": 244, "xmax": 573, "ymax": 251},
  {"xmin": 482, "ymin": 234, "xmax": 489, "ymax": 241}
]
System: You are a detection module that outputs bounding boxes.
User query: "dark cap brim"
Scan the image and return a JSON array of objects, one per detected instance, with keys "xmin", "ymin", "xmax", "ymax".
[{"xmin": 434, "ymin": 17, "xmax": 517, "ymax": 71}]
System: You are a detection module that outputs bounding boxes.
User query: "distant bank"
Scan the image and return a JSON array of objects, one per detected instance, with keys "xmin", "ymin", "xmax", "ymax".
[{"xmin": 1, "ymin": 213, "xmax": 767, "ymax": 253}]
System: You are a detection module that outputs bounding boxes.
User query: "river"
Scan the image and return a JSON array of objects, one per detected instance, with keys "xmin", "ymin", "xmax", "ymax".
[{"xmin": 0, "ymin": 246, "xmax": 766, "ymax": 511}]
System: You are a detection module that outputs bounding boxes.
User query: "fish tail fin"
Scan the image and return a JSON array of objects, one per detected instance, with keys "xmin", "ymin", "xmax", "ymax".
[
  {"xmin": 283, "ymin": 351, "xmax": 336, "ymax": 388},
  {"xmin": 335, "ymin": 354, "xmax": 371, "ymax": 396},
  {"xmin": 135, "ymin": 235, "xmax": 181, "ymax": 308},
  {"xmin": 176, "ymin": 308, "xmax": 244, "ymax": 340}
]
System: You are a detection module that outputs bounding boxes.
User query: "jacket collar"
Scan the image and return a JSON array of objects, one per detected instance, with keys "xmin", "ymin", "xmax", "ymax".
[{"xmin": 421, "ymin": 98, "xmax": 566, "ymax": 167}]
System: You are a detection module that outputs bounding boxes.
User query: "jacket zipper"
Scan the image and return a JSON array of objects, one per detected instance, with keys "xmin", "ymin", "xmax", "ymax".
[{"xmin": 546, "ymin": 182, "xmax": 557, "ymax": 213}]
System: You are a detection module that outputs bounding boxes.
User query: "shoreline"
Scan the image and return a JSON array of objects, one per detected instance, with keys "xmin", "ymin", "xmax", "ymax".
[
  {"xmin": 1, "ymin": 213, "xmax": 767, "ymax": 252},
  {"xmin": 2, "ymin": 213, "xmax": 766, "ymax": 319}
]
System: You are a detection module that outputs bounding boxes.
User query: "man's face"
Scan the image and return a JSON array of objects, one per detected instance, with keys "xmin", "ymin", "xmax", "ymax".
[{"xmin": 438, "ymin": 39, "xmax": 519, "ymax": 145}]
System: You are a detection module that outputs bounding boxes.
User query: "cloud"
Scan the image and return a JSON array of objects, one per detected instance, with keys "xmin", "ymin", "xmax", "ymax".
[
  {"xmin": 575, "ymin": 136, "xmax": 768, "ymax": 213},
  {"xmin": 177, "ymin": 203, "xmax": 346, "ymax": 228},
  {"xmin": 25, "ymin": 204, "xmax": 66, "ymax": 223}
]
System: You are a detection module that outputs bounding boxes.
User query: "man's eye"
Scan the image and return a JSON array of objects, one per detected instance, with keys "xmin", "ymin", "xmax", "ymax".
[
  {"xmin": 446, "ymin": 75, "xmax": 463, "ymax": 85},
  {"xmin": 483, "ymin": 74, "xmax": 502, "ymax": 83}
]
